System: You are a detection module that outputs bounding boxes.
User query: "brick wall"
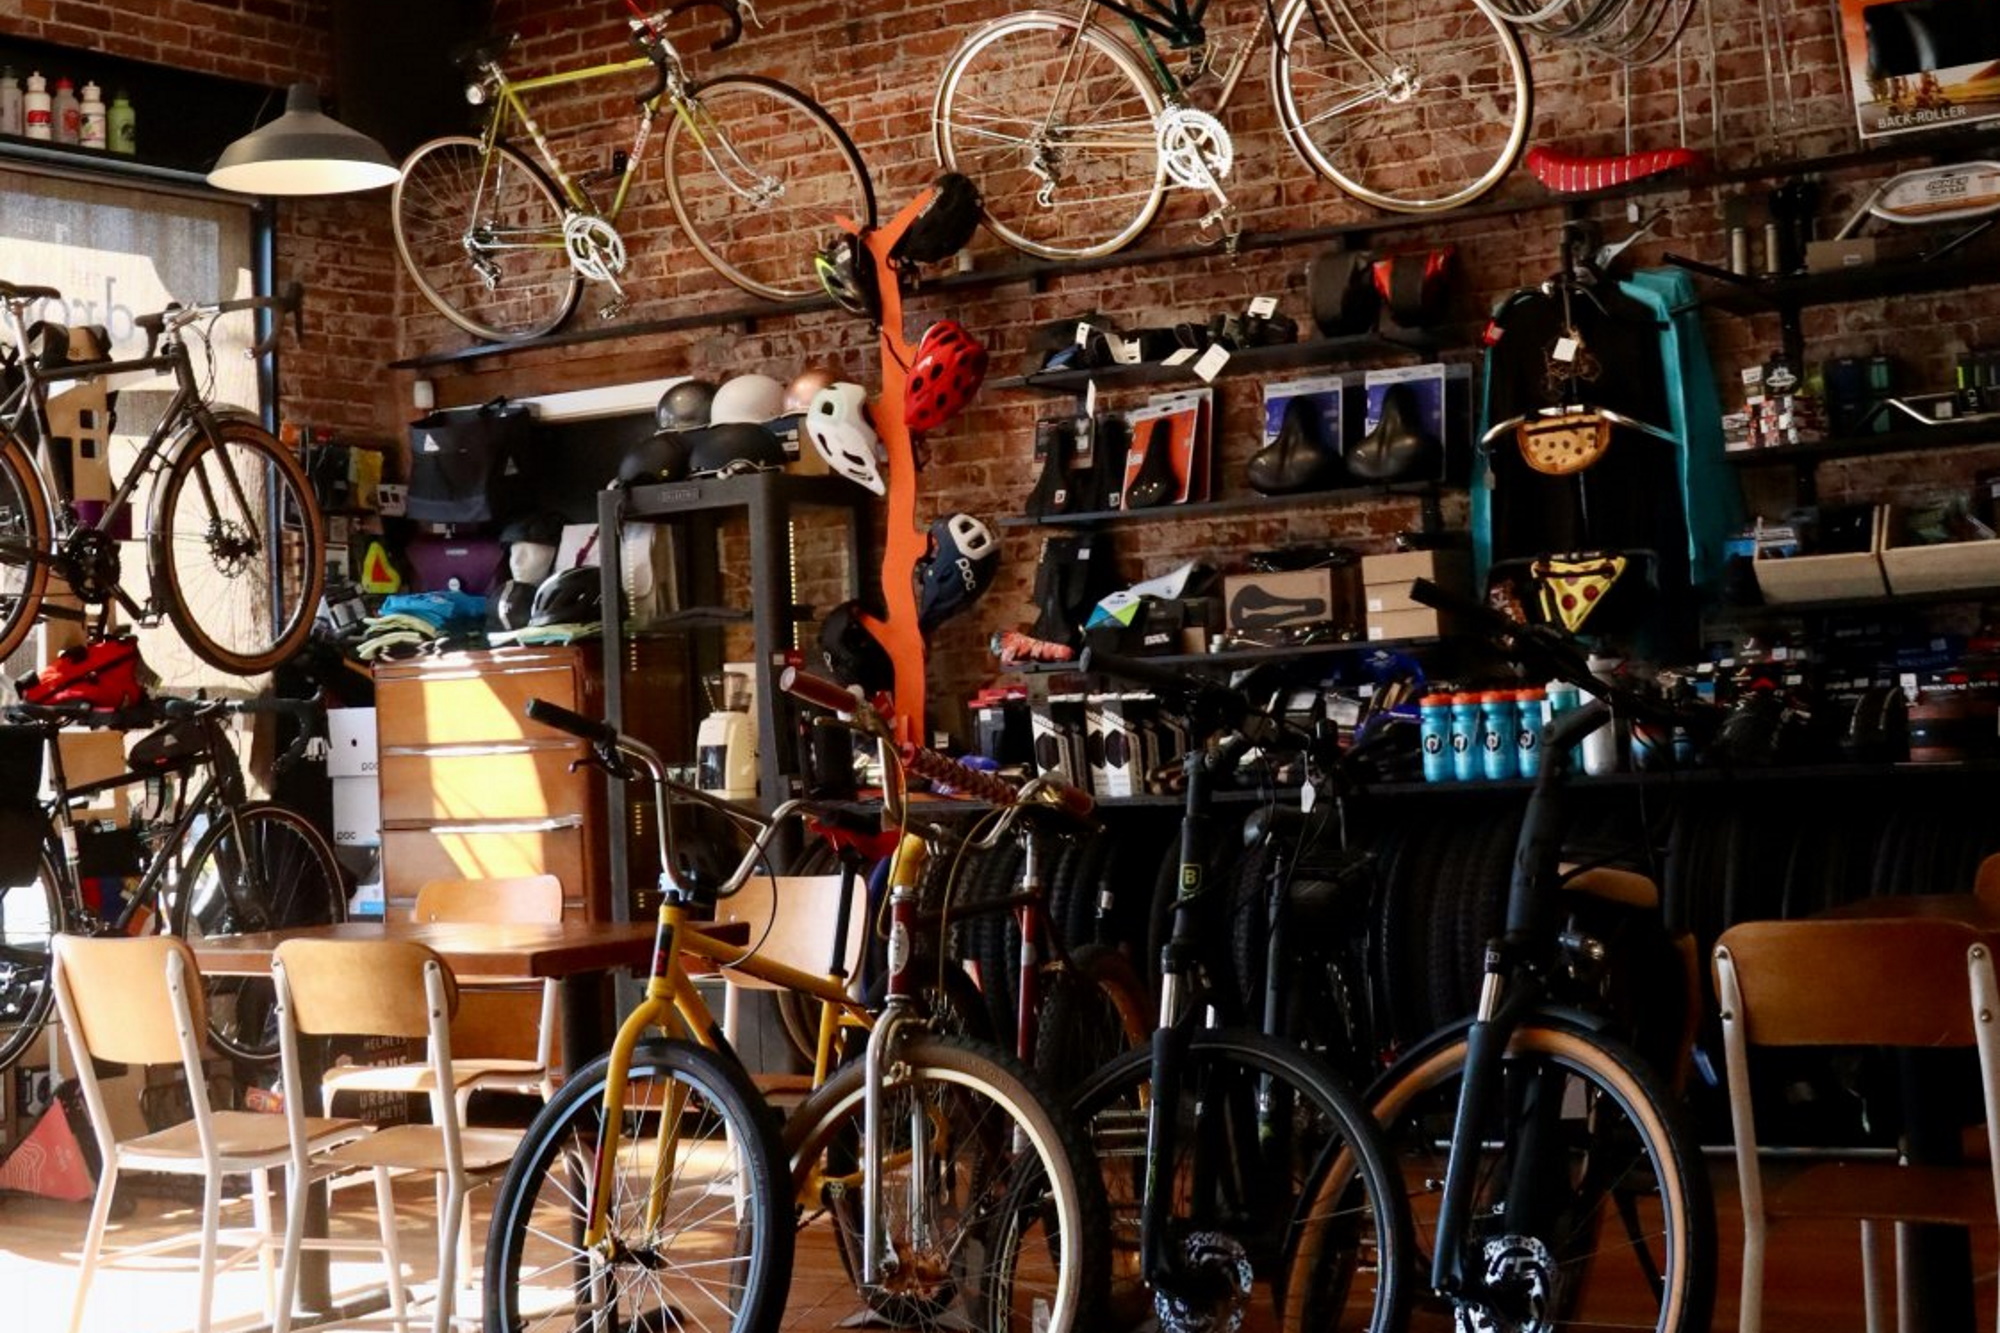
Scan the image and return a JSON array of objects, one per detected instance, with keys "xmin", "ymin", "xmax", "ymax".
[{"xmin": 0, "ymin": 0, "xmax": 401, "ymax": 444}]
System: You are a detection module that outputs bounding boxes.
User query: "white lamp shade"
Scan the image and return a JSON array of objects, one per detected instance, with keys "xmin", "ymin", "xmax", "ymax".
[{"xmin": 207, "ymin": 82, "xmax": 399, "ymax": 196}]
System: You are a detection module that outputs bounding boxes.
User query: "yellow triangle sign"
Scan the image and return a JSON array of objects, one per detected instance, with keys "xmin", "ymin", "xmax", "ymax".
[{"xmin": 360, "ymin": 540, "xmax": 401, "ymax": 594}]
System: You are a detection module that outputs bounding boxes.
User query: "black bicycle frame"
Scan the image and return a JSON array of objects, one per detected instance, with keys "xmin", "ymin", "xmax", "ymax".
[{"xmin": 1086, "ymin": 0, "xmax": 1212, "ymax": 45}]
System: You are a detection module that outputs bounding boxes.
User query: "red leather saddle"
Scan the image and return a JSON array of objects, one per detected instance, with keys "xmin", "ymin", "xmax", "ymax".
[{"xmin": 1525, "ymin": 146, "xmax": 1704, "ymax": 194}]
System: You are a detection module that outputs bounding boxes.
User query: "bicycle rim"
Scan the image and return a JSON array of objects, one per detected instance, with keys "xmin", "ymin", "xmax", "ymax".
[
  {"xmin": 785, "ymin": 1032, "xmax": 1103, "ymax": 1333},
  {"xmin": 487, "ymin": 1040, "xmax": 791, "ymax": 1333},
  {"xmin": 1073, "ymin": 1028, "xmax": 1407, "ymax": 1333},
  {"xmin": 1274, "ymin": 0, "xmax": 1530, "ymax": 213},
  {"xmin": 393, "ymin": 136, "xmax": 582, "ymax": 343},
  {"xmin": 664, "ymin": 77, "xmax": 876, "ymax": 303},
  {"xmin": 0, "ymin": 437, "xmax": 52, "ymax": 665},
  {"xmin": 150, "ymin": 418, "xmax": 324, "ymax": 675},
  {"xmin": 0, "ymin": 848, "xmax": 61, "ymax": 1073},
  {"xmin": 1369, "ymin": 1021, "xmax": 1715, "ymax": 1333},
  {"xmin": 173, "ymin": 804, "xmax": 344, "ymax": 1062},
  {"xmin": 933, "ymin": 12, "xmax": 1167, "ymax": 261}
]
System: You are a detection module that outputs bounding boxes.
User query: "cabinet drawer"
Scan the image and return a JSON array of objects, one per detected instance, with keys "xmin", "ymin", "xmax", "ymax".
[
  {"xmin": 381, "ymin": 822, "xmax": 590, "ymax": 920},
  {"xmin": 379, "ymin": 745, "xmax": 587, "ymax": 823},
  {"xmin": 376, "ymin": 664, "xmax": 581, "ymax": 748}
]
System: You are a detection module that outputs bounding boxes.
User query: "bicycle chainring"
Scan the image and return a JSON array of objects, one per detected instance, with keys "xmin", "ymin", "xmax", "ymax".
[
  {"xmin": 563, "ymin": 212, "xmax": 629, "ymax": 284},
  {"xmin": 54, "ymin": 528, "xmax": 122, "ymax": 605},
  {"xmin": 1452, "ymin": 1234, "xmax": 1557, "ymax": 1333},
  {"xmin": 1153, "ymin": 1229, "xmax": 1253, "ymax": 1333},
  {"xmin": 1155, "ymin": 107, "xmax": 1234, "ymax": 195}
]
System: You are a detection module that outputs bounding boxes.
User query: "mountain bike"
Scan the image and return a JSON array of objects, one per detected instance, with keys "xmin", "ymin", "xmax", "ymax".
[
  {"xmin": 393, "ymin": 0, "xmax": 876, "ymax": 343},
  {"xmin": 1325, "ymin": 580, "xmax": 1716, "ymax": 1333},
  {"xmin": 484, "ymin": 684, "xmax": 1105, "ymax": 1333},
  {"xmin": 933, "ymin": 0, "xmax": 1531, "ymax": 260},
  {"xmin": 0, "ymin": 280, "xmax": 324, "ymax": 676},
  {"xmin": 0, "ymin": 694, "xmax": 343, "ymax": 1071}
]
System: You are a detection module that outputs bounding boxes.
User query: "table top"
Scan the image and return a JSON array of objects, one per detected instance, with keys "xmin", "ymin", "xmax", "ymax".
[
  {"xmin": 1813, "ymin": 894, "xmax": 2000, "ymax": 928},
  {"xmin": 189, "ymin": 919, "xmax": 660, "ymax": 981}
]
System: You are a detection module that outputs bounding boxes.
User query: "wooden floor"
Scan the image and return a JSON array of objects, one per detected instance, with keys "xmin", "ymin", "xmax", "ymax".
[{"xmin": 0, "ymin": 1159, "xmax": 1993, "ymax": 1331}]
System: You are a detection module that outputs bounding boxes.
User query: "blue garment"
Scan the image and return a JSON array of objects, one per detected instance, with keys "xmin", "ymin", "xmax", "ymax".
[{"xmin": 378, "ymin": 590, "xmax": 488, "ymax": 632}]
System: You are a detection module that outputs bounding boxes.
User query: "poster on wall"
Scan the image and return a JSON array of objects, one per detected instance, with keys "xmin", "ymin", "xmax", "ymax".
[{"xmin": 1841, "ymin": 0, "xmax": 2000, "ymax": 138}]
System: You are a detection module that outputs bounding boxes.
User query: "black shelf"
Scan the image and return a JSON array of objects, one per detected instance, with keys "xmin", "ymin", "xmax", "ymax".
[
  {"xmin": 1710, "ymin": 583, "xmax": 2000, "ymax": 619},
  {"xmin": 1723, "ymin": 419, "xmax": 2000, "ymax": 467},
  {"xmin": 1000, "ymin": 482, "xmax": 1448, "ymax": 529},
  {"xmin": 1668, "ymin": 248, "xmax": 2000, "ymax": 318},
  {"xmin": 990, "ymin": 331, "xmax": 1437, "ymax": 396},
  {"xmin": 1004, "ymin": 635, "xmax": 1442, "ymax": 675}
]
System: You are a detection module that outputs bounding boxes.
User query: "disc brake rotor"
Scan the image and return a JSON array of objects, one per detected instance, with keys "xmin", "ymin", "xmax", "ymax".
[
  {"xmin": 1154, "ymin": 1229, "xmax": 1254, "ymax": 1333},
  {"xmin": 1453, "ymin": 1234, "xmax": 1558, "ymax": 1333}
]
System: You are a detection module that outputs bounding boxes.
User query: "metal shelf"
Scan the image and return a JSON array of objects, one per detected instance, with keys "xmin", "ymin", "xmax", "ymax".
[
  {"xmin": 1000, "ymin": 482, "xmax": 1449, "ymax": 529},
  {"xmin": 1710, "ymin": 584, "xmax": 2000, "ymax": 619},
  {"xmin": 1723, "ymin": 419, "xmax": 2000, "ymax": 468},
  {"xmin": 990, "ymin": 331, "xmax": 1436, "ymax": 396},
  {"xmin": 1004, "ymin": 636, "xmax": 1442, "ymax": 675}
]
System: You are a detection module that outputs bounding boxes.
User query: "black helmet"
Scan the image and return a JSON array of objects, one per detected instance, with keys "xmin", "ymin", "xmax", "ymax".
[
  {"xmin": 892, "ymin": 173, "xmax": 984, "ymax": 266},
  {"xmin": 916, "ymin": 514, "xmax": 998, "ymax": 631},
  {"xmin": 657, "ymin": 379, "xmax": 717, "ymax": 431},
  {"xmin": 616, "ymin": 430, "xmax": 692, "ymax": 486},
  {"xmin": 528, "ymin": 566, "xmax": 603, "ymax": 627},
  {"xmin": 815, "ymin": 232, "xmax": 881, "ymax": 323},
  {"xmin": 499, "ymin": 511, "xmax": 564, "ymax": 546},
  {"xmin": 819, "ymin": 600, "xmax": 894, "ymax": 697},
  {"xmin": 684, "ymin": 422, "xmax": 789, "ymax": 478}
]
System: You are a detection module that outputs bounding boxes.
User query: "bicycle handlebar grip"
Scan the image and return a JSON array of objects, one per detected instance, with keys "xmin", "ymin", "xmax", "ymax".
[
  {"xmin": 524, "ymin": 697, "xmax": 621, "ymax": 746},
  {"xmin": 899, "ymin": 744, "xmax": 1018, "ymax": 807},
  {"xmin": 1077, "ymin": 648, "xmax": 1209, "ymax": 697},
  {"xmin": 779, "ymin": 666, "xmax": 858, "ymax": 715},
  {"xmin": 1049, "ymin": 782, "xmax": 1097, "ymax": 822}
]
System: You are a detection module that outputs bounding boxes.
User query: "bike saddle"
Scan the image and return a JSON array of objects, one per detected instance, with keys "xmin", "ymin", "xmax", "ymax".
[
  {"xmin": 1226, "ymin": 582, "xmax": 1328, "ymax": 631},
  {"xmin": 449, "ymin": 31, "xmax": 517, "ymax": 70},
  {"xmin": 1525, "ymin": 145, "xmax": 1704, "ymax": 194},
  {"xmin": 1346, "ymin": 382, "xmax": 1441, "ymax": 482},
  {"xmin": 1247, "ymin": 395, "xmax": 1343, "ymax": 495},
  {"xmin": 1122, "ymin": 418, "xmax": 1181, "ymax": 509}
]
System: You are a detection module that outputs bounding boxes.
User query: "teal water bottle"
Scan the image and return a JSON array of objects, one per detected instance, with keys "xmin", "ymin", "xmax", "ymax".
[
  {"xmin": 1545, "ymin": 680, "xmax": 1582, "ymax": 769},
  {"xmin": 1514, "ymin": 687, "xmax": 1546, "ymax": 779},
  {"xmin": 1450, "ymin": 694, "xmax": 1482, "ymax": 782},
  {"xmin": 1420, "ymin": 694, "xmax": 1453, "ymax": 783},
  {"xmin": 1479, "ymin": 691, "xmax": 1516, "ymax": 781}
]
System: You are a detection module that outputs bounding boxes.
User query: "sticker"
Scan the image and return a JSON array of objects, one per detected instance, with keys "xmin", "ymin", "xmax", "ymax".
[
  {"xmin": 1192, "ymin": 343, "xmax": 1232, "ymax": 382},
  {"xmin": 1248, "ymin": 295, "xmax": 1278, "ymax": 318},
  {"xmin": 1085, "ymin": 379, "xmax": 1098, "ymax": 418},
  {"xmin": 1552, "ymin": 336, "xmax": 1579, "ymax": 363},
  {"xmin": 1162, "ymin": 347, "xmax": 1198, "ymax": 367},
  {"xmin": 887, "ymin": 920, "xmax": 910, "ymax": 978},
  {"xmin": 1074, "ymin": 321, "xmax": 1094, "ymax": 347}
]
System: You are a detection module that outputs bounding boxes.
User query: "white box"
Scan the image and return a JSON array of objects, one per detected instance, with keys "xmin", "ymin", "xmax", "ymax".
[
  {"xmin": 332, "ymin": 775, "xmax": 381, "ymax": 848},
  {"xmin": 327, "ymin": 708, "xmax": 378, "ymax": 778}
]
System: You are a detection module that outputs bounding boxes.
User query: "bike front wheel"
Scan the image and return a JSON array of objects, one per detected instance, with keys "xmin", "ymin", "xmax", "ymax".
[
  {"xmin": 172, "ymin": 802, "xmax": 345, "ymax": 1062},
  {"xmin": 786, "ymin": 1031, "xmax": 1107, "ymax": 1333},
  {"xmin": 0, "ymin": 846, "xmax": 63, "ymax": 1074},
  {"xmin": 1073, "ymin": 1027, "xmax": 1408, "ymax": 1332},
  {"xmin": 393, "ymin": 136, "xmax": 582, "ymax": 343},
  {"xmin": 663, "ymin": 76, "xmax": 877, "ymax": 303},
  {"xmin": 1366, "ymin": 1018, "xmax": 1715, "ymax": 1333},
  {"xmin": 150, "ymin": 418, "xmax": 324, "ymax": 675},
  {"xmin": 933, "ymin": 11, "xmax": 1167, "ymax": 261},
  {"xmin": 486, "ymin": 1038, "xmax": 792, "ymax": 1333},
  {"xmin": 1273, "ymin": 0, "xmax": 1531, "ymax": 213},
  {"xmin": 0, "ymin": 436, "xmax": 51, "ymax": 666}
]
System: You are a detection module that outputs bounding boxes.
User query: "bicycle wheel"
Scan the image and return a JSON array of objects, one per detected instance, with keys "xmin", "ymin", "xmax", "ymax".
[
  {"xmin": 393, "ymin": 136, "xmax": 581, "ymax": 343},
  {"xmin": 933, "ymin": 11, "xmax": 1167, "ymax": 261},
  {"xmin": 486, "ymin": 1038, "xmax": 792, "ymax": 1333},
  {"xmin": 786, "ymin": 1031, "xmax": 1107, "ymax": 1333},
  {"xmin": 0, "ymin": 846, "xmax": 62, "ymax": 1074},
  {"xmin": 1073, "ymin": 1027, "xmax": 1407, "ymax": 1333},
  {"xmin": 1273, "ymin": 0, "xmax": 1531, "ymax": 213},
  {"xmin": 0, "ymin": 437, "xmax": 50, "ymax": 666},
  {"xmin": 172, "ymin": 803, "xmax": 344, "ymax": 1062},
  {"xmin": 1031, "ymin": 942, "xmax": 1150, "ymax": 1099},
  {"xmin": 1366, "ymin": 1018, "xmax": 1715, "ymax": 1333},
  {"xmin": 149, "ymin": 417, "xmax": 324, "ymax": 675},
  {"xmin": 663, "ymin": 76, "xmax": 876, "ymax": 303}
]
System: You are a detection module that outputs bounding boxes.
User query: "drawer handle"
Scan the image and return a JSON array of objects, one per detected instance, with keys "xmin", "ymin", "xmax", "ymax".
[
  {"xmin": 380, "ymin": 741, "xmax": 578, "ymax": 758},
  {"xmin": 421, "ymin": 816, "xmax": 585, "ymax": 835}
]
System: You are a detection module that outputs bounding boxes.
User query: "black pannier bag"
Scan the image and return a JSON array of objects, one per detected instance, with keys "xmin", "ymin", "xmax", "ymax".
[{"xmin": 405, "ymin": 397, "xmax": 535, "ymax": 523}]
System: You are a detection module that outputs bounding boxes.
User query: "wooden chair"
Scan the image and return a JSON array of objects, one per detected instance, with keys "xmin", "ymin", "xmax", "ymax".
[
  {"xmin": 1714, "ymin": 918, "xmax": 2000, "ymax": 1333},
  {"xmin": 50, "ymin": 934, "xmax": 375, "ymax": 1333},
  {"xmin": 272, "ymin": 938, "xmax": 522, "ymax": 1333}
]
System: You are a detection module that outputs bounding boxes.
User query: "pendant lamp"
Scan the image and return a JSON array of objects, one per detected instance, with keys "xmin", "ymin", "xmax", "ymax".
[{"xmin": 207, "ymin": 82, "xmax": 398, "ymax": 196}]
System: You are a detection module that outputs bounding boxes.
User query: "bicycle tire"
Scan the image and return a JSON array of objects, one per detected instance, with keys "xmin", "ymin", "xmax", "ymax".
[
  {"xmin": 149, "ymin": 417, "xmax": 325, "ymax": 675},
  {"xmin": 1073, "ymin": 1026, "xmax": 1408, "ymax": 1333},
  {"xmin": 0, "ymin": 845, "xmax": 64, "ymax": 1074},
  {"xmin": 0, "ymin": 435, "xmax": 51, "ymax": 667},
  {"xmin": 786, "ymin": 1031, "xmax": 1107, "ymax": 1333},
  {"xmin": 1367, "ymin": 1016, "xmax": 1715, "ymax": 1333},
  {"xmin": 663, "ymin": 75, "xmax": 877, "ymax": 303},
  {"xmin": 485, "ymin": 1037, "xmax": 792, "ymax": 1333},
  {"xmin": 172, "ymin": 802, "xmax": 344, "ymax": 1062},
  {"xmin": 1272, "ymin": 0, "xmax": 1531, "ymax": 214},
  {"xmin": 933, "ymin": 10, "xmax": 1168, "ymax": 262},
  {"xmin": 393, "ymin": 136, "xmax": 582, "ymax": 344},
  {"xmin": 1030, "ymin": 941, "xmax": 1150, "ymax": 1099}
]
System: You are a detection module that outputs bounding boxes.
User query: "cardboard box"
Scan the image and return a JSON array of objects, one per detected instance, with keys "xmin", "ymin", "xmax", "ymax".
[
  {"xmin": 327, "ymin": 708, "xmax": 378, "ymax": 778},
  {"xmin": 1882, "ymin": 534, "xmax": 2000, "ymax": 595},
  {"xmin": 332, "ymin": 775, "xmax": 382, "ymax": 848},
  {"xmin": 1754, "ymin": 506, "xmax": 1888, "ymax": 603},
  {"xmin": 1362, "ymin": 550, "xmax": 1471, "ymax": 613},
  {"xmin": 1222, "ymin": 570, "xmax": 1336, "ymax": 632},
  {"xmin": 55, "ymin": 730, "xmax": 127, "ymax": 822},
  {"xmin": 1367, "ymin": 608, "xmax": 1448, "ymax": 641}
]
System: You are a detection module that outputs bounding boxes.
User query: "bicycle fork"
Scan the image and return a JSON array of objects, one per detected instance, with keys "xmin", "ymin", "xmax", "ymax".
[{"xmin": 861, "ymin": 833, "xmax": 932, "ymax": 1287}]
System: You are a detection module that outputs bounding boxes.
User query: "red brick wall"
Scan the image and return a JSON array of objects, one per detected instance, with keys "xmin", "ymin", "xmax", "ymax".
[{"xmin": 0, "ymin": 0, "xmax": 401, "ymax": 443}]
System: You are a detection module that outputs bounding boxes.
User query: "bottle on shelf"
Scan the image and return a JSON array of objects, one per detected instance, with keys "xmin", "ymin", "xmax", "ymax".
[
  {"xmin": 1449, "ymin": 693, "xmax": 1482, "ymax": 782},
  {"xmin": 1419, "ymin": 693, "xmax": 1453, "ymax": 784},
  {"xmin": 23, "ymin": 72, "xmax": 51, "ymax": 141},
  {"xmin": 106, "ymin": 90, "xmax": 134, "ymax": 155},
  {"xmin": 1581, "ymin": 655, "xmax": 1624, "ymax": 777},
  {"xmin": 1513, "ymin": 687, "xmax": 1546, "ymax": 780},
  {"xmin": 1545, "ymin": 678, "xmax": 1582, "ymax": 770},
  {"xmin": 78, "ymin": 81, "xmax": 104, "ymax": 150},
  {"xmin": 1478, "ymin": 691, "xmax": 1517, "ymax": 782},
  {"xmin": 0, "ymin": 69, "xmax": 21, "ymax": 138},
  {"xmin": 50, "ymin": 77, "xmax": 78, "ymax": 145}
]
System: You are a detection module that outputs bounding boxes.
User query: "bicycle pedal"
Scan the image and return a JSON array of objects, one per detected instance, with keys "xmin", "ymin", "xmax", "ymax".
[{"xmin": 597, "ymin": 298, "xmax": 628, "ymax": 322}]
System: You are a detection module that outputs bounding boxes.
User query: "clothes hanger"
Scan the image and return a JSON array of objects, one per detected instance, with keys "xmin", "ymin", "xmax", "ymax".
[{"xmin": 1481, "ymin": 404, "xmax": 1680, "ymax": 448}]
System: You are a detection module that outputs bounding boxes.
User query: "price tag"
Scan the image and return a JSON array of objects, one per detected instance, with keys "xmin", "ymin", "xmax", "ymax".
[
  {"xmin": 1248, "ymin": 295, "xmax": 1278, "ymax": 318},
  {"xmin": 1192, "ymin": 343, "xmax": 1232, "ymax": 383},
  {"xmin": 1085, "ymin": 379, "xmax": 1099, "ymax": 417},
  {"xmin": 1074, "ymin": 321, "xmax": 1094, "ymax": 347},
  {"xmin": 1552, "ymin": 336, "xmax": 1579, "ymax": 363},
  {"xmin": 1162, "ymin": 347, "xmax": 1198, "ymax": 366}
]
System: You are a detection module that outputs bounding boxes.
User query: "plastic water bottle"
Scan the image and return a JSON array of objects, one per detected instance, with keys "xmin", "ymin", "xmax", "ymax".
[
  {"xmin": 50, "ymin": 76, "xmax": 78, "ymax": 144},
  {"xmin": 23, "ymin": 72, "xmax": 50, "ymax": 140},
  {"xmin": 79, "ymin": 81, "xmax": 105, "ymax": 150},
  {"xmin": 0, "ymin": 70, "xmax": 22, "ymax": 138},
  {"xmin": 1450, "ymin": 694, "xmax": 1482, "ymax": 782},
  {"xmin": 1545, "ymin": 680, "xmax": 1581, "ymax": 770},
  {"xmin": 107, "ymin": 90, "xmax": 134, "ymax": 155},
  {"xmin": 1479, "ymin": 691, "xmax": 1516, "ymax": 781},
  {"xmin": 1419, "ymin": 695, "xmax": 1453, "ymax": 783},
  {"xmin": 1581, "ymin": 655, "xmax": 1624, "ymax": 777},
  {"xmin": 1514, "ymin": 687, "xmax": 1546, "ymax": 779}
]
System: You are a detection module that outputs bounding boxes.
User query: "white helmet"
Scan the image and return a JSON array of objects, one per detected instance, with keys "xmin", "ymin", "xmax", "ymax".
[
  {"xmin": 709, "ymin": 372, "xmax": 787, "ymax": 426},
  {"xmin": 805, "ymin": 383, "xmax": 885, "ymax": 495}
]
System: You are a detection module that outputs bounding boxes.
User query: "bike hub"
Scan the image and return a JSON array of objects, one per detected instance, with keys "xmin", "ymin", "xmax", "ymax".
[{"xmin": 1154, "ymin": 1229, "xmax": 1253, "ymax": 1333}]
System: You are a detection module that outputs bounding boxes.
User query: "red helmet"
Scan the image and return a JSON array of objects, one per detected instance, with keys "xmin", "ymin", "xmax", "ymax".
[{"xmin": 904, "ymin": 321, "xmax": 988, "ymax": 434}]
